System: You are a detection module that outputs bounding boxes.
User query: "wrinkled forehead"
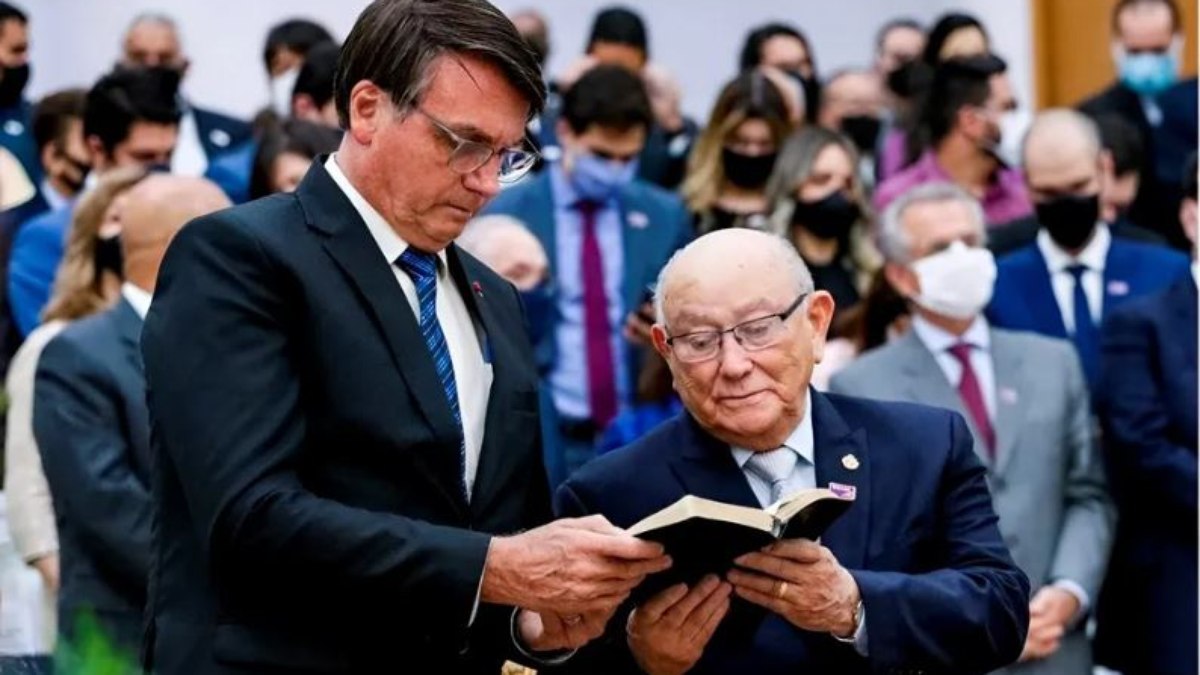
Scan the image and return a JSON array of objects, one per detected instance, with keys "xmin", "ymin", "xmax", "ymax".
[{"xmin": 661, "ymin": 251, "xmax": 796, "ymax": 326}]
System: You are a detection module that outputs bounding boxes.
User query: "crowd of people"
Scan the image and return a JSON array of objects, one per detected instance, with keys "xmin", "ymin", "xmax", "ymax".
[{"xmin": 0, "ymin": 0, "xmax": 1194, "ymax": 673}]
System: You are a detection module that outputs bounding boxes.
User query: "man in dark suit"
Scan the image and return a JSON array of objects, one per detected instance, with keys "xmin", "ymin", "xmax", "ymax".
[
  {"xmin": 140, "ymin": 2, "xmax": 668, "ymax": 673},
  {"xmin": 484, "ymin": 64, "xmax": 691, "ymax": 475},
  {"xmin": 33, "ymin": 175, "xmax": 230, "ymax": 655},
  {"xmin": 0, "ymin": 3, "xmax": 38, "ymax": 189},
  {"xmin": 557, "ymin": 228, "xmax": 1031, "ymax": 674},
  {"xmin": 1079, "ymin": 0, "xmax": 1194, "ymax": 245},
  {"xmin": 986, "ymin": 109, "xmax": 1189, "ymax": 388},
  {"xmin": 118, "ymin": 13, "xmax": 254, "ymax": 176},
  {"xmin": 1093, "ymin": 156, "xmax": 1197, "ymax": 675}
]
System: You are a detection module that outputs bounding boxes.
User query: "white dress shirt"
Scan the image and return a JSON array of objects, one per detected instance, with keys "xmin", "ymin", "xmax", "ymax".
[
  {"xmin": 121, "ymin": 282, "xmax": 153, "ymax": 320},
  {"xmin": 911, "ymin": 315, "xmax": 997, "ymax": 422},
  {"xmin": 39, "ymin": 179, "xmax": 70, "ymax": 213},
  {"xmin": 1036, "ymin": 224, "xmax": 1110, "ymax": 334},
  {"xmin": 324, "ymin": 155, "xmax": 492, "ymax": 499},
  {"xmin": 170, "ymin": 106, "xmax": 209, "ymax": 177}
]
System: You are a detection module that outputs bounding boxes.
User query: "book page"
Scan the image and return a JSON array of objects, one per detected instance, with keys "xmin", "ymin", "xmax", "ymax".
[{"xmin": 628, "ymin": 495, "xmax": 776, "ymax": 536}]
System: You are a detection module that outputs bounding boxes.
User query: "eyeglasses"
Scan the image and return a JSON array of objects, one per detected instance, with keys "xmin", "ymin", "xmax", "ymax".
[
  {"xmin": 415, "ymin": 107, "xmax": 539, "ymax": 184},
  {"xmin": 665, "ymin": 293, "xmax": 809, "ymax": 363}
]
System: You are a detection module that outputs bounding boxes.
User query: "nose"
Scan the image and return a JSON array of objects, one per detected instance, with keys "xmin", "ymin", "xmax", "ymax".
[
  {"xmin": 716, "ymin": 332, "xmax": 754, "ymax": 379},
  {"xmin": 462, "ymin": 155, "xmax": 502, "ymax": 200}
]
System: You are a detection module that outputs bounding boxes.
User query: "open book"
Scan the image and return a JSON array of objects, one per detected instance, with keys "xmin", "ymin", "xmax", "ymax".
[{"xmin": 627, "ymin": 485, "xmax": 856, "ymax": 599}]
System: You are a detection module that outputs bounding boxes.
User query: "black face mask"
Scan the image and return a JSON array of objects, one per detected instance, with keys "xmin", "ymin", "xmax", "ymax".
[
  {"xmin": 94, "ymin": 235, "xmax": 124, "ymax": 279},
  {"xmin": 709, "ymin": 205, "xmax": 768, "ymax": 231},
  {"xmin": 791, "ymin": 191, "xmax": 860, "ymax": 240},
  {"xmin": 840, "ymin": 115, "xmax": 882, "ymax": 155},
  {"xmin": 56, "ymin": 153, "xmax": 91, "ymax": 196},
  {"xmin": 1036, "ymin": 193, "xmax": 1101, "ymax": 251},
  {"xmin": 0, "ymin": 62, "xmax": 29, "ymax": 108},
  {"xmin": 722, "ymin": 148, "xmax": 776, "ymax": 189}
]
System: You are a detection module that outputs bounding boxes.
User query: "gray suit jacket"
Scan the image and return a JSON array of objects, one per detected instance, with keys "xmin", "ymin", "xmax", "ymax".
[{"xmin": 830, "ymin": 327, "xmax": 1115, "ymax": 675}]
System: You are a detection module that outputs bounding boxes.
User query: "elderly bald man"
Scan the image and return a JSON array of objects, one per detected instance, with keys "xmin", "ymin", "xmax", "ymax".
[
  {"xmin": 33, "ymin": 175, "xmax": 230, "ymax": 653},
  {"xmin": 986, "ymin": 108, "xmax": 1189, "ymax": 388},
  {"xmin": 555, "ymin": 228, "xmax": 1030, "ymax": 675}
]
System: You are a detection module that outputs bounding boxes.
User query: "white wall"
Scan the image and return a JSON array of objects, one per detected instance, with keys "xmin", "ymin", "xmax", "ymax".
[{"xmin": 26, "ymin": 0, "xmax": 1034, "ymax": 122}]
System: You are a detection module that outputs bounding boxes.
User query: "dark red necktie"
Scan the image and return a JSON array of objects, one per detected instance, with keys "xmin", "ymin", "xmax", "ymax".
[
  {"xmin": 579, "ymin": 201, "xmax": 617, "ymax": 429},
  {"xmin": 948, "ymin": 342, "xmax": 995, "ymax": 460}
]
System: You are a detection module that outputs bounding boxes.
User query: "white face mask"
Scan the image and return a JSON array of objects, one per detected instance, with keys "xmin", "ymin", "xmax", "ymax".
[
  {"xmin": 269, "ymin": 66, "xmax": 301, "ymax": 118},
  {"xmin": 910, "ymin": 241, "xmax": 997, "ymax": 320},
  {"xmin": 996, "ymin": 108, "xmax": 1029, "ymax": 168}
]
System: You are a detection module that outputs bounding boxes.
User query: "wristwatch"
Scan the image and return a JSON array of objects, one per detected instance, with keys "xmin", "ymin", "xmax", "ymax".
[{"xmin": 832, "ymin": 600, "xmax": 865, "ymax": 643}]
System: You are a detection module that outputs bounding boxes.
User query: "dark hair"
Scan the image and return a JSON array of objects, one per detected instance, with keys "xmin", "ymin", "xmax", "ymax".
[
  {"xmin": 334, "ymin": 0, "xmax": 546, "ymax": 129},
  {"xmin": 83, "ymin": 67, "xmax": 181, "ymax": 155},
  {"xmin": 0, "ymin": 2, "xmax": 27, "ymax": 26},
  {"xmin": 836, "ymin": 269, "xmax": 909, "ymax": 347},
  {"xmin": 1112, "ymin": 0, "xmax": 1181, "ymax": 33},
  {"xmin": 586, "ymin": 6, "xmax": 647, "ymax": 54},
  {"xmin": 293, "ymin": 41, "xmax": 340, "ymax": 110},
  {"xmin": 738, "ymin": 22, "xmax": 816, "ymax": 74},
  {"xmin": 33, "ymin": 88, "xmax": 87, "ymax": 153},
  {"xmin": 249, "ymin": 118, "xmax": 342, "ymax": 199},
  {"xmin": 1093, "ymin": 113, "xmax": 1144, "ymax": 177},
  {"xmin": 923, "ymin": 54, "xmax": 1006, "ymax": 144},
  {"xmin": 560, "ymin": 63, "xmax": 651, "ymax": 135},
  {"xmin": 875, "ymin": 17, "xmax": 923, "ymax": 54},
  {"xmin": 262, "ymin": 18, "xmax": 333, "ymax": 74},
  {"xmin": 922, "ymin": 12, "xmax": 988, "ymax": 64},
  {"xmin": 1183, "ymin": 152, "xmax": 1197, "ymax": 200}
]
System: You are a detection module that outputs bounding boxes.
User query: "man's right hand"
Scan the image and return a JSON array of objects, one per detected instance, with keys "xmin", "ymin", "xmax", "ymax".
[
  {"xmin": 482, "ymin": 515, "xmax": 671, "ymax": 616},
  {"xmin": 627, "ymin": 575, "xmax": 731, "ymax": 675},
  {"xmin": 31, "ymin": 554, "xmax": 60, "ymax": 592}
]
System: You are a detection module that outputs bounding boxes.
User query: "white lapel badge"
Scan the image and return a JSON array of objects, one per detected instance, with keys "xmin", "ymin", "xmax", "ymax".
[
  {"xmin": 1107, "ymin": 280, "xmax": 1130, "ymax": 296},
  {"xmin": 841, "ymin": 454, "xmax": 860, "ymax": 471},
  {"xmin": 628, "ymin": 211, "xmax": 650, "ymax": 229},
  {"xmin": 4, "ymin": 120, "xmax": 22, "ymax": 136},
  {"xmin": 209, "ymin": 129, "xmax": 232, "ymax": 148}
]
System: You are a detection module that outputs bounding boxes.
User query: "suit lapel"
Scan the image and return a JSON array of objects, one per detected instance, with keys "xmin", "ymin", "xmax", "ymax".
[
  {"xmin": 114, "ymin": 298, "xmax": 146, "ymax": 376},
  {"xmin": 1024, "ymin": 248, "xmax": 1069, "ymax": 338},
  {"xmin": 988, "ymin": 331, "xmax": 1026, "ymax": 477},
  {"xmin": 526, "ymin": 172, "xmax": 559, "ymax": 280},
  {"xmin": 810, "ymin": 391, "xmax": 870, "ymax": 569},
  {"xmin": 669, "ymin": 415, "xmax": 761, "ymax": 510},
  {"xmin": 299, "ymin": 161, "xmax": 468, "ymax": 517},
  {"xmin": 1101, "ymin": 240, "xmax": 1134, "ymax": 320},
  {"xmin": 617, "ymin": 191, "xmax": 650, "ymax": 313}
]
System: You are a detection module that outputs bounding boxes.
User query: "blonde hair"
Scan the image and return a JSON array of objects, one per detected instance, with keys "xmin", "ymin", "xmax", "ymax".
[
  {"xmin": 681, "ymin": 70, "xmax": 793, "ymax": 215},
  {"xmin": 42, "ymin": 167, "xmax": 148, "ymax": 323}
]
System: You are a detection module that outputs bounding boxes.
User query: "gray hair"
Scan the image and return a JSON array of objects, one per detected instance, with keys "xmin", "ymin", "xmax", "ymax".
[
  {"xmin": 653, "ymin": 232, "xmax": 815, "ymax": 326},
  {"xmin": 878, "ymin": 182, "xmax": 987, "ymax": 263},
  {"xmin": 125, "ymin": 12, "xmax": 180, "ymax": 41},
  {"xmin": 457, "ymin": 213, "xmax": 530, "ymax": 255}
]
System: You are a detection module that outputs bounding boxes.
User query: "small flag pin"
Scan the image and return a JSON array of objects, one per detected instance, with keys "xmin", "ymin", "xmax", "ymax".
[
  {"xmin": 841, "ymin": 454, "xmax": 860, "ymax": 471},
  {"xmin": 472, "ymin": 281, "xmax": 483, "ymax": 297}
]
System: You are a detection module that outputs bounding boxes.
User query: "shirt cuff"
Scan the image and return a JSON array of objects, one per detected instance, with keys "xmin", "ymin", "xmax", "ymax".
[
  {"xmin": 832, "ymin": 601, "xmax": 868, "ymax": 656},
  {"xmin": 468, "ymin": 538, "xmax": 490, "ymax": 627},
  {"xmin": 1050, "ymin": 579, "xmax": 1090, "ymax": 626},
  {"xmin": 509, "ymin": 609, "xmax": 576, "ymax": 665}
]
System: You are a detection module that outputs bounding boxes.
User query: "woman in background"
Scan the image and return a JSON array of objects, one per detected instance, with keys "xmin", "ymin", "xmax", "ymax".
[{"xmin": 248, "ymin": 118, "xmax": 342, "ymax": 200}]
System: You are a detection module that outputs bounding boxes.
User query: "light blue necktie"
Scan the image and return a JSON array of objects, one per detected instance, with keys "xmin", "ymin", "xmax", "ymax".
[{"xmin": 745, "ymin": 447, "xmax": 799, "ymax": 505}]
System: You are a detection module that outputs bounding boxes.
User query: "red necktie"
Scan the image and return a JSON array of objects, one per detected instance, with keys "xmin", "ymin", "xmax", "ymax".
[
  {"xmin": 948, "ymin": 342, "xmax": 996, "ymax": 460},
  {"xmin": 579, "ymin": 201, "xmax": 617, "ymax": 429}
]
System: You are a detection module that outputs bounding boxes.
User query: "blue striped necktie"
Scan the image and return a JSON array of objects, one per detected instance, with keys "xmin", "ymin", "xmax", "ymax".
[{"xmin": 396, "ymin": 248, "xmax": 465, "ymax": 492}]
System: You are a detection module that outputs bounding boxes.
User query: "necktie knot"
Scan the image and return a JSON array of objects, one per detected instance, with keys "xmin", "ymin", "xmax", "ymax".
[
  {"xmin": 948, "ymin": 342, "xmax": 973, "ymax": 365},
  {"xmin": 745, "ymin": 448, "xmax": 798, "ymax": 502},
  {"xmin": 1066, "ymin": 263, "xmax": 1088, "ymax": 283},
  {"xmin": 397, "ymin": 248, "xmax": 438, "ymax": 283}
]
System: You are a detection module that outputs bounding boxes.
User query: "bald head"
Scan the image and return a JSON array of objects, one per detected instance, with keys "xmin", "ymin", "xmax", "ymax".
[
  {"xmin": 122, "ymin": 175, "xmax": 230, "ymax": 290},
  {"xmin": 1022, "ymin": 109, "xmax": 1106, "ymax": 202},
  {"xmin": 122, "ymin": 13, "xmax": 186, "ymax": 70},
  {"xmin": 458, "ymin": 215, "xmax": 548, "ymax": 290}
]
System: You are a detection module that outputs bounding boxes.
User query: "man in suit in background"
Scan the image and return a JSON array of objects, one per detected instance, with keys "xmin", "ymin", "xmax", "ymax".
[
  {"xmin": 831, "ymin": 181, "xmax": 1114, "ymax": 674},
  {"xmin": 557, "ymin": 228, "xmax": 1030, "ymax": 674},
  {"xmin": 484, "ymin": 64, "xmax": 691, "ymax": 476},
  {"xmin": 141, "ymin": 2, "xmax": 668, "ymax": 672},
  {"xmin": 986, "ymin": 109, "xmax": 1189, "ymax": 389},
  {"xmin": 118, "ymin": 13, "xmax": 254, "ymax": 176},
  {"xmin": 8, "ymin": 66, "xmax": 180, "ymax": 338},
  {"xmin": 1093, "ymin": 155, "xmax": 1198, "ymax": 675},
  {"xmin": 0, "ymin": 3, "xmax": 38, "ymax": 189},
  {"xmin": 33, "ymin": 175, "xmax": 229, "ymax": 654}
]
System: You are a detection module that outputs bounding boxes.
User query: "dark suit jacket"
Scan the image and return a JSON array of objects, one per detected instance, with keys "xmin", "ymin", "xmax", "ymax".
[
  {"xmin": 555, "ymin": 392, "xmax": 1031, "ymax": 675},
  {"xmin": 141, "ymin": 161, "xmax": 552, "ymax": 673},
  {"xmin": 0, "ymin": 100, "xmax": 42, "ymax": 187},
  {"xmin": 988, "ymin": 214, "xmax": 1166, "ymax": 257},
  {"xmin": 986, "ymin": 238, "xmax": 1190, "ymax": 387},
  {"xmin": 1094, "ymin": 276, "xmax": 1198, "ymax": 675},
  {"xmin": 34, "ymin": 298, "xmax": 151, "ymax": 651},
  {"xmin": 191, "ymin": 105, "xmax": 254, "ymax": 161}
]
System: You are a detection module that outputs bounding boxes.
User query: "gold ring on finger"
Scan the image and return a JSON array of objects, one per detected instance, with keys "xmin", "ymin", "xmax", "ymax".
[{"xmin": 776, "ymin": 581, "xmax": 789, "ymax": 598}]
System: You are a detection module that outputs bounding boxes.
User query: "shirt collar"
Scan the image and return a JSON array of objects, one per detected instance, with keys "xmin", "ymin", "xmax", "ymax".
[
  {"xmin": 121, "ymin": 282, "xmax": 153, "ymax": 320},
  {"xmin": 40, "ymin": 179, "xmax": 72, "ymax": 212},
  {"xmin": 911, "ymin": 313, "xmax": 992, "ymax": 354},
  {"xmin": 730, "ymin": 389, "xmax": 815, "ymax": 468},
  {"xmin": 1036, "ymin": 221, "xmax": 1111, "ymax": 274},
  {"xmin": 324, "ymin": 154, "xmax": 448, "ymax": 271}
]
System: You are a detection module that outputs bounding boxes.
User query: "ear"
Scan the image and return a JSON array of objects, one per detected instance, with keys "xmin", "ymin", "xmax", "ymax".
[
  {"xmin": 347, "ymin": 80, "xmax": 387, "ymax": 146},
  {"xmin": 805, "ymin": 291, "xmax": 836, "ymax": 363},
  {"xmin": 650, "ymin": 323, "xmax": 671, "ymax": 360},
  {"xmin": 883, "ymin": 261, "xmax": 918, "ymax": 299},
  {"xmin": 40, "ymin": 143, "xmax": 57, "ymax": 172},
  {"xmin": 292, "ymin": 93, "xmax": 316, "ymax": 121},
  {"xmin": 85, "ymin": 135, "xmax": 108, "ymax": 168}
]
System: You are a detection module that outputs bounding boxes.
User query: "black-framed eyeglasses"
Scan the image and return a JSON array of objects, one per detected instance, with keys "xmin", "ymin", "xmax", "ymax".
[
  {"xmin": 665, "ymin": 293, "xmax": 809, "ymax": 363},
  {"xmin": 416, "ymin": 107, "xmax": 539, "ymax": 184}
]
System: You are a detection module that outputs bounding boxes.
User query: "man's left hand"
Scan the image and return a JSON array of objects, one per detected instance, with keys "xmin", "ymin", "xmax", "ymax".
[
  {"xmin": 517, "ymin": 607, "xmax": 614, "ymax": 653},
  {"xmin": 1019, "ymin": 586, "xmax": 1079, "ymax": 661},
  {"xmin": 727, "ymin": 539, "xmax": 860, "ymax": 636}
]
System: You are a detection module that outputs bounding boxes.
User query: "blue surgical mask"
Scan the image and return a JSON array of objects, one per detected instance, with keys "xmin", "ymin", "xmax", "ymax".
[
  {"xmin": 519, "ymin": 281, "xmax": 556, "ymax": 346},
  {"xmin": 1120, "ymin": 50, "xmax": 1178, "ymax": 97},
  {"xmin": 568, "ymin": 151, "xmax": 638, "ymax": 203}
]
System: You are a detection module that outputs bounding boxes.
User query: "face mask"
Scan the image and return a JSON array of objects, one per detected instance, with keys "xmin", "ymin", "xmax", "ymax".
[
  {"xmin": 996, "ymin": 109, "xmax": 1028, "ymax": 168},
  {"xmin": 56, "ymin": 154, "xmax": 90, "ymax": 196},
  {"xmin": 0, "ymin": 62, "xmax": 29, "ymax": 108},
  {"xmin": 568, "ymin": 151, "xmax": 638, "ymax": 203},
  {"xmin": 94, "ymin": 235, "xmax": 124, "ymax": 279},
  {"xmin": 1036, "ymin": 192, "xmax": 1100, "ymax": 251},
  {"xmin": 910, "ymin": 241, "xmax": 996, "ymax": 320},
  {"xmin": 270, "ymin": 66, "xmax": 301, "ymax": 117},
  {"xmin": 1119, "ymin": 50, "xmax": 1178, "ymax": 97},
  {"xmin": 840, "ymin": 115, "xmax": 882, "ymax": 155},
  {"xmin": 721, "ymin": 148, "xmax": 776, "ymax": 189},
  {"xmin": 791, "ymin": 191, "xmax": 860, "ymax": 240},
  {"xmin": 145, "ymin": 162, "xmax": 172, "ymax": 174},
  {"xmin": 519, "ymin": 281, "xmax": 556, "ymax": 346}
]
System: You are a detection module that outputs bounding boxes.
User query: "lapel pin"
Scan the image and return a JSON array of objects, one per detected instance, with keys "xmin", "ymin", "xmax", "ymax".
[
  {"xmin": 841, "ymin": 454, "xmax": 860, "ymax": 471},
  {"xmin": 1107, "ymin": 280, "xmax": 1130, "ymax": 296},
  {"xmin": 829, "ymin": 482, "xmax": 857, "ymax": 500},
  {"xmin": 209, "ymin": 128, "xmax": 232, "ymax": 148},
  {"xmin": 628, "ymin": 211, "xmax": 650, "ymax": 229},
  {"xmin": 999, "ymin": 387, "xmax": 1018, "ymax": 405},
  {"xmin": 472, "ymin": 281, "xmax": 484, "ymax": 298}
]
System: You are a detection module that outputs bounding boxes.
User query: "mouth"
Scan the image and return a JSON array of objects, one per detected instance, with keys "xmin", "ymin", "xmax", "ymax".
[{"xmin": 718, "ymin": 390, "xmax": 769, "ymax": 407}]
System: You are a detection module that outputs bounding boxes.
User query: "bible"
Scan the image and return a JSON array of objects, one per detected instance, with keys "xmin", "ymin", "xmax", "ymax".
[{"xmin": 627, "ymin": 484, "xmax": 856, "ymax": 599}]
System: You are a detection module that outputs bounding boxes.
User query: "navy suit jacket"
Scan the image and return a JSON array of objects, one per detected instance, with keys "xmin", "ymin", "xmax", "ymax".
[
  {"xmin": 1094, "ymin": 276, "xmax": 1198, "ymax": 675},
  {"xmin": 34, "ymin": 298, "xmax": 151, "ymax": 651},
  {"xmin": 986, "ymin": 238, "xmax": 1190, "ymax": 386},
  {"xmin": 7, "ymin": 204, "xmax": 72, "ymax": 336},
  {"xmin": 0, "ymin": 100, "xmax": 42, "ymax": 187},
  {"xmin": 482, "ymin": 169, "xmax": 691, "ymax": 382},
  {"xmin": 556, "ymin": 392, "xmax": 1031, "ymax": 675},
  {"xmin": 191, "ymin": 105, "xmax": 254, "ymax": 161}
]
